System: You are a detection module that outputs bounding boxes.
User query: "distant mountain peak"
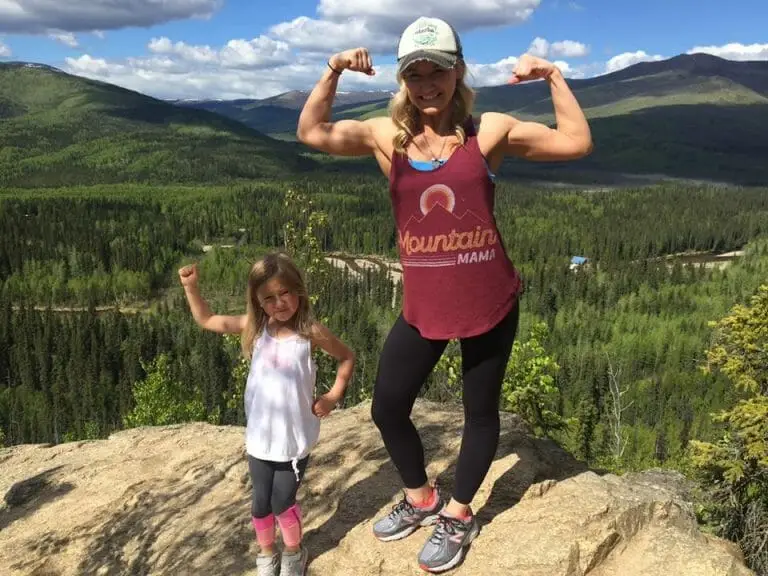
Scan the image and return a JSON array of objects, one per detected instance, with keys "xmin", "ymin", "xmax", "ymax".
[
  {"xmin": 606, "ymin": 51, "xmax": 759, "ymax": 81},
  {"xmin": 670, "ymin": 52, "xmax": 726, "ymax": 63},
  {"xmin": 663, "ymin": 52, "xmax": 729, "ymax": 71},
  {"xmin": 0, "ymin": 61, "xmax": 63, "ymax": 74}
]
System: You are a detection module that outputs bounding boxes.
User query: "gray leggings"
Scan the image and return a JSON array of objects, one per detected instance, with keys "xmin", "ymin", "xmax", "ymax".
[{"xmin": 248, "ymin": 455, "xmax": 309, "ymax": 518}]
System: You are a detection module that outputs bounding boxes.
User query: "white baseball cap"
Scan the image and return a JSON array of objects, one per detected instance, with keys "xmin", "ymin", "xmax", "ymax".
[{"xmin": 396, "ymin": 17, "xmax": 463, "ymax": 76}]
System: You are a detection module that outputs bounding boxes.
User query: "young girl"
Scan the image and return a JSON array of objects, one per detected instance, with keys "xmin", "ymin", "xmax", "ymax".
[{"xmin": 178, "ymin": 251, "xmax": 355, "ymax": 576}]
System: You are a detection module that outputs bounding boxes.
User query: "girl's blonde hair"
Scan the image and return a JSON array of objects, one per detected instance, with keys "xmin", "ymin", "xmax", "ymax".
[
  {"xmin": 389, "ymin": 61, "xmax": 476, "ymax": 154},
  {"xmin": 241, "ymin": 251, "xmax": 314, "ymax": 358}
]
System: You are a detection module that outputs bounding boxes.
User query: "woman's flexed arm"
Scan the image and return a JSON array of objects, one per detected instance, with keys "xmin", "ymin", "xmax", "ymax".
[
  {"xmin": 483, "ymin": 54, "xmax": 592, "ymax": 162},
  {"xmin": 296, "ymin": 48, "xmax": 380, "ymax": 156}
]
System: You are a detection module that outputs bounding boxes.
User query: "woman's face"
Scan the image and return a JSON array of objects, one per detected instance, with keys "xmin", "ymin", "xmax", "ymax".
[{"xmin": 401, "ymin": 60, "xmax": 459, "ymax": 116}]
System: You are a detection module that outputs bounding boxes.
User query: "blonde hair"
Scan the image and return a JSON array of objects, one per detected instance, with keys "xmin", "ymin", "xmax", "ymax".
[
  {"xmin": 241, "ymin": 251, "xmax": 314, "ymax": 359},
  {"xmin": 389, "ymin": 61, "xmax": 476, "ymax": 154}
]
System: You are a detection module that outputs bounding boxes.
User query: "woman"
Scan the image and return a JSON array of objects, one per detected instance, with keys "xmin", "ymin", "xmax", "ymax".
[{"xmin": 297, "ymin": 16, "xmax": 592, "ymax": 574}]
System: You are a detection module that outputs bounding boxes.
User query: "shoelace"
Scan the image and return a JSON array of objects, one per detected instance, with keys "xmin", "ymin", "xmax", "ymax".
[
  {"xmin": 388, "ymin": 497, "xmax": 416, "ymax": 520},
  {"xmin": 428, "ymin": 515, "xmax": 467, "ymax": 545}
]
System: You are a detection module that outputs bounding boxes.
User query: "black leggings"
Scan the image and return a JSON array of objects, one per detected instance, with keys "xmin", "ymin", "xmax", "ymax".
[
  {"xmin": 248, "ymin": 455, "xmax": 309, "ymax": 518},
  {"xmin": 371, "ymin": 301, "xmax": 519, "ymax": 505}
]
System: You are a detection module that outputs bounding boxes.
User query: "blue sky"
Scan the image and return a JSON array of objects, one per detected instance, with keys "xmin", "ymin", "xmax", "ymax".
[{"xmin": 1, "ymin": 0, "xmax": 766, "ymax": 100}]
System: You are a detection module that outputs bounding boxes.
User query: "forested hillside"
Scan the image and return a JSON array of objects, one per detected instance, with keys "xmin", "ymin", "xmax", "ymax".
[
  {"xmin": 0, "ymin": 63, "xmax": 318, "ymax": 187},
  {"xmin": 2, "ymin": 180, "xmax": 767, "ymax": 475}
]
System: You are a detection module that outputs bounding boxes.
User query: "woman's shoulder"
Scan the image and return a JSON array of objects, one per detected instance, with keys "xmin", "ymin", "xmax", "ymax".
[{"xmin": 475, "ymin": 112, "xmax": 517, "ymax": 152}]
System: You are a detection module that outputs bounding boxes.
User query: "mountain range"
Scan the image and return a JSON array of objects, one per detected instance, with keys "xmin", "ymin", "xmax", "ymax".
[
  {"xmin": 178, "ymin": 53, "xmax": 768, "ymax": 185},
  {"xmin": 173, "ymin": 90, "xmax": 393, "ymax": 136},
  {"xmin": 2, "ymin": 53, "xmax": 768, "ymax": 187},
  {"xmin": 0, "ymin": 62, "xmax": 317, "ymax": 187}
]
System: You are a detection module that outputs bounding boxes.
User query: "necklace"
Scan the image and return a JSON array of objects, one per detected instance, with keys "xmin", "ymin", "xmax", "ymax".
[{"xmin": 413, "ymin": 134, "xmax": 448, "ymax": 168}]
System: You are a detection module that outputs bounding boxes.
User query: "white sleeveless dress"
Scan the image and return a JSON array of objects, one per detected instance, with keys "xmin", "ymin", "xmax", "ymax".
[{"xmin": 244, "ymin": 329, "xmax": 320, "ymax": 476}]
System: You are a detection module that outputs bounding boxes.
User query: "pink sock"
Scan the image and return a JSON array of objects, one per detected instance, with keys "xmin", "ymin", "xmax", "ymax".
[
  {"xmin": 276, "ymin": 504, "xmax": 302, "ymax": 548},
  {"xmin": 443, "ymin": 507, "xmax": 473, "ymax": 522},
  {"xmin": 408, "ymin": 487, "xmax": 437, "ymax": 510},
  {"xmin": 252, "ymin": 514, "xmax": 276, "ymax": 550}
]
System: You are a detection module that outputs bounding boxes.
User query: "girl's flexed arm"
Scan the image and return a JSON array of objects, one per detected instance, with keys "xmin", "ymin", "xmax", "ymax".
[{"xmin": 178, "ymin": 264, "xmax": 246, "ymax": 334}]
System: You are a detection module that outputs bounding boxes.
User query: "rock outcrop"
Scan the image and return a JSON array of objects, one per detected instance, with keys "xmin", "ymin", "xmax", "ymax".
[{"xmin": 0, "ymin": 401, "xmax": 753, "ymax": 575}]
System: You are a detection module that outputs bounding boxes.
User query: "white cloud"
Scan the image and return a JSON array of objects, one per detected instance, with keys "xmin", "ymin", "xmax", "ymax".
[
  {"xmin": 527, "ymin": 37, "xmax": 588, "ymax": 59},
  {"xmin": 63, "ymin": 49, "xmax": 586, "ymax": 99},
  {"xmin": 267, "ymin": 0, "xmax": 543, "ymax": 55},
  {"xmin": 148, "ymin": 36, "xmax": 292, "ymax": 69},
  {"xmin": 342, "ymin": 65, "xmax": 398, "ymax": 90},
  {"xmin": 220, "ymin": 38, "xmax": 292, "ymax": 68},
  {"xmin": 605, "ymin": 50, "xmax": 664, "ymax": 73},
  {"xmin": 316, "ymin": 0, "xmax": 541, "ymax": 33},
  {"xmin": 467, "ymin": 56, "xmax": 519, "ymax": 87},
  {"xmin": 64, "ymin": 53, "xmax": 398, "ymax": 100},
  {"xmin": 566, "ymin": 61, "xmax": 604, "ymax": 79},
  {"xmin": 528, "ymin": 37, "xmax": 549, "ymax": 58},
  {"xmin": 687, "ymin": 42, "xmax": 768, "ymax": 61},
  {"xmin": 269, "ymin": 16, "xmax": 396, "ymax": 54},
  {"xmin": 0, "ymin": 40, "xmax": 10, "ymax": 57},
  {"xmin": 467, "ymin": 56, "xmax": 578, "ymax": 87},
  {"xmin": 552, "ymin": 60, "xmax": 572, "ymax": 74},
  {"xmin": 0, "ymin": 0, "xmax": 222, "ymax": 34},
  {"xmin": 66, "ymin": 54, "xmax": 113, "ymax": 75},
  {"xmin": 149, "ymin": 37, "xmax": 219, "ymax": 64},
  {"xmin": 551, "ymin": 40, "xmax": 589, "ymax": 58},
  {"xmin": 93, "ymin": 30, "xmax": 105, "ymax": 39},
  {"xmin": 48, "ymin": 31, "xmax": 79, "ymax": 48}
]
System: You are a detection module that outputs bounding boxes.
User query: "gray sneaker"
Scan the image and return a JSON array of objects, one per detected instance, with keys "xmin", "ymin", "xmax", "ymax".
[
  {"xmin": 372, "ymin": 485, "xmax": 444, "ymax": 542},
  {"xmin": 417, "ymin": 513, "xmax": 480, "ymax": 573},
  {"xmin": 255, "ymin": 552, "xmax": 280, "ymax": 576},
  {"xmin": 280, "ymin": 547, "xmax": 308, "ymax": 576}
]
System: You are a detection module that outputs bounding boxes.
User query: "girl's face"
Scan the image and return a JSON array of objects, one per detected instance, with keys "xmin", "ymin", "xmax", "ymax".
[
  {"xmin": 401, "ymin": 60, "xmax": 458, "ymax": 115},
  {"xmin": 257, "ymin": 277, "xmax": 299, "ymax": 323}
]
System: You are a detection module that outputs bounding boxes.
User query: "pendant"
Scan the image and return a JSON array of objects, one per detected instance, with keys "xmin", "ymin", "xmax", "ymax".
[{"xmin": 431, "ymin": 158, "xmax": 441, "ymax": 168}]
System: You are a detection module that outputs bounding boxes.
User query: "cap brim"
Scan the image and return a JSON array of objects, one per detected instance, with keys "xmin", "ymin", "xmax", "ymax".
[{"xmin": 397, "ymin": 50, "xmax": 458, "ymax": 76}]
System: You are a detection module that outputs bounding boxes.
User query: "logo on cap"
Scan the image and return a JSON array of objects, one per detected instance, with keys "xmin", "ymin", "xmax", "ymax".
[{"xmin": 413, "ymin": 24, "xmax": 439, "ymax": 47}]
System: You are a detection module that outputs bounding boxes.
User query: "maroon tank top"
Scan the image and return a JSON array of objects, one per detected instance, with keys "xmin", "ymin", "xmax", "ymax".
[{"xmin": 388, "ymin": 118, "xmax": 522, "ymax": 339}]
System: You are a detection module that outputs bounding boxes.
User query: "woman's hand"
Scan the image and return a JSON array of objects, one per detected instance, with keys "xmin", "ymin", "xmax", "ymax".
[
  {"xmin": 330, "ymin": 48, "xmax": 376, "ymax": 76},
  {"xmin": 509, "ymin": 54, "xmax": 559, "ymax": 84}
]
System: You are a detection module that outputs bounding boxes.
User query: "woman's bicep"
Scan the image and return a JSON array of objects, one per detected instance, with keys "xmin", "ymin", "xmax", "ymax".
[
  {"xmin": 297, "ymin": 119, "xmax": 377, "ymax": 156},
  {"xmin": 479, "ymin": 112, "xmax": 589, "ymax": 162},
  {"xmin": 507, "ymin": 120, "xmax": 591, "ymax": 161}
]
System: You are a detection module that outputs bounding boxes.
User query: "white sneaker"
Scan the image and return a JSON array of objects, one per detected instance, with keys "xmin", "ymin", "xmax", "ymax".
[
  {"xmin": 280, "ymin": 547, "xmax": 308, "ymax": 576},
  {"xmin": 256, "ymin": 552, "xmax": 280, "ymax": 576}
]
